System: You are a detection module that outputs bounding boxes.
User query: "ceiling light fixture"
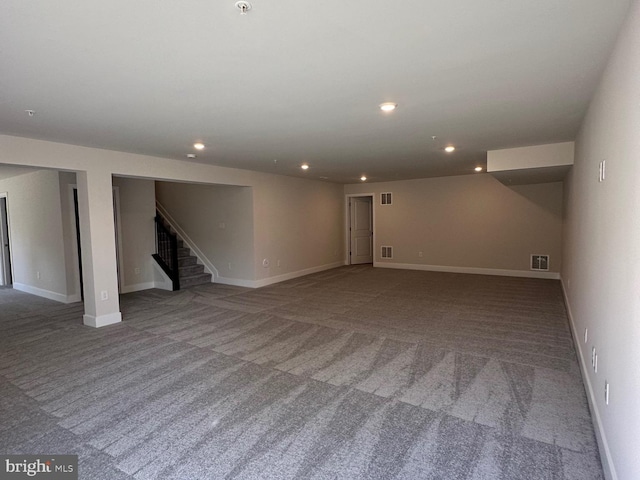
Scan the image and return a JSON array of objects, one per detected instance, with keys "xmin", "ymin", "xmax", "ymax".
[
  {"xmin": 379, "ymin": 102, "xmax": 397, "ymax": 112},
  {"xmin": 186, "ymin": 154, "xmax": 197, "ymax": 159},
  {"xmin": 301, "ymin": 164, "xmax": 309, "ymax": 170},
  {"xmin": 475, "ymin": 166, "xmax": 482, "ymax": 172},
  {"xmin": 235, "ymin": 1, "xmax": 252, "ymax": 14},
  {"xmin": 444, "ymin": 145, "xmax": 455, "ymax": 153},
  {"xmin": 360, "ymin": 176, "xmax": 367, "ymax": 181},
  {"xmin": 25, "ymin": 109, "xmax": 36, "ymax": 117},
  {"xmin": 193, "ymin": 142, "xmax": 205, "ymax": 150}
]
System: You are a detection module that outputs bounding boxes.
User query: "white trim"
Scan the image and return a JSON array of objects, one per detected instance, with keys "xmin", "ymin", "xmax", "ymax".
[
  {"xmin": 156, "ymin": 201, "xmax": 218, "ymax": 282},
  {"xmin": 67, "ymin": 184, "xmax": 83, "ymax": 300},
  {"xmin": 13, "ymin": 282, "xmax": 81, "ymax": 304},
  {"xmin": 218, "ymin": 261, "xmax": 344, "ymax": 289},
  {"xmin": 373, "ymin": 261, "xmax": 561, "ymax": 279},
  {"xmin": 66, "ymin": 293, "xmax": 82, "ymax": 303},
  {"xmin": 69, "ymin": 184, "xmax": 124, "ymax": 296},
  {"xmin": 0, "ymin": 192, "xmax": 13, "ymax": 287},
  {"xmin": 120, "ymin": 281, "xmax": 155, "ymax": 294},
  {"xmin": 83, "ymin": 311, "xmax": 122, "ymax": 328},
  {"xmin": 215, "ymin": 276, "xmax": 259, "ymax": 288},
  {"xmin": 112, "ymin": 185, "xmax": 125, "ymax": 292},
  {"xmin": 561, "ymin": 279, "xmax": 616, "ymax": 480}
]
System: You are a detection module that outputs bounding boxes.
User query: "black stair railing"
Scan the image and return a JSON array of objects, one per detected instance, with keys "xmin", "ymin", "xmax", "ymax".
[{"xmin": 153, "ymin": 215, "xmax": 180, "ymax": 291}]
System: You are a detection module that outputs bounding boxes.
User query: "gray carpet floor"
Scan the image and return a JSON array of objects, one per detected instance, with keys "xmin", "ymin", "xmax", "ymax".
[{"xmin": 0, "ymin": 266, "xmax": 602, "ymax": 479}]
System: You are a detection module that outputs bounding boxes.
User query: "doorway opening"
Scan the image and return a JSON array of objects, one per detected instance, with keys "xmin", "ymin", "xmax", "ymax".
[
  {"xmin": 347, "ymin": 195, "xmax": 374, "ymax": 265},
  {"xmin": 72, "ymin": 186, "xmax": 123, "ymax": 299},
  {"xmin": 0, "ymin": 195, "xmax": 12, "ymax": 286}
]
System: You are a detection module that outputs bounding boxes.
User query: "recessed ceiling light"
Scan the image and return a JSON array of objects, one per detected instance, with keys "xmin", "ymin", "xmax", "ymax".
[
  {"xmin": 25, "ymin": 109, "xmax": 36, "ymax": 117},
  {"xmin": 193, "ymin": 142, "xmax": 205, "ymax": 150},
  {"xmin": 444, "ymin": 145, "xmax": 455, "ymax": 153},
  {"xmin": 475, "ymin": 166, "xmax": 482, "ymax": 172},
  {"xmin": 186, "ymin": 154, "xmax": 196, "ymax": 159},
  {"xmin": 379, "ymin": 102, "xmax": 397, "ymax": 112},
  {"xmin": 360, "ymin": 176, "xmax": 367, "ymax": 181},
  {"xmin": 301, "ymin": 164, "xmax": 309, "ymax": 170}
]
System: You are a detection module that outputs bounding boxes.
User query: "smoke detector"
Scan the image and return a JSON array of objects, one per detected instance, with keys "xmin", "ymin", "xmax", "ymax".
[{"xmin": 235, "ymin": 1, "xmax": 252, "ymax": 14}]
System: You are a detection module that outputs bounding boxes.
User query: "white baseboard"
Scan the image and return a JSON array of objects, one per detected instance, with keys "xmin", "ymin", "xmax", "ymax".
[
  {"xmin": 561, "ymin": 279, "xmax": 616, "ymax": 480},
  {"xmin": 83, "ymin": 312, "xmax": 122, "ymax": 328},
  {"xmin": 66, "ymin": 293, "xmax": 82, "ymax": 303},
  {"xmin": 13, "ymin": 282, "xmax": 81, "ymax": 304},
  {"xmin": 215, "ymin": 276, "xmax": 260, "ymax": 288},
  {"xmin": 373, "ymin": 262, "xmax": 560, "ymax": 279},
  {"xmin": 217, "ymin": 261, "xmax": 344, "ymax": 289},
  {"xmin": 120, "ymin": 281, "xmax": 155, "ymax": 294}
]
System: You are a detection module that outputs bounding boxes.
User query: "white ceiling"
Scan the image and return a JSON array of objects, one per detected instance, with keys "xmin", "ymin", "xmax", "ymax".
[{"xmin": 0, "ymin": 1, "xmax": 631, "ymax": 183}]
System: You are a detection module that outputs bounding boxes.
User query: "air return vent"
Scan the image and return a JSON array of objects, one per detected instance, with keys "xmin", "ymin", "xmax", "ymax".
[
  {"xmin": 381, "ymin": 192, "xmax": 392, "ymax": 205},
  {"xmin": 381, "ymin": 246, "xmax": 393, "ymax": 259},
  {"xmin": 531, "ymin": 254, "xmax": 549, "ymax": 271}
]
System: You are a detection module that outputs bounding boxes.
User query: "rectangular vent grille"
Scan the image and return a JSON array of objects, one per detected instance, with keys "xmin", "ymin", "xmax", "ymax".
[
  {"xmin": 531, "ymin": 255, "xmax": 549, "ymax": 271},
  {"xmin": 381, "ymin": 246, "xmax": 393, "ymax": 259},
  {"xmin": 381, "ymin": 192, "xmax": 392, "ymax": 205}
]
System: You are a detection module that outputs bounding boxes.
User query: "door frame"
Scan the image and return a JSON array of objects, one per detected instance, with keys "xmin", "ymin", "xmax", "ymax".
[
  {"xmin": 345, "ymin": 193, "xmax": 375, "ymax": 265},
  {"xmin": 69, "ymin": 185, "xmax": 124, "ymax": 297},
  {"xmin": 0, "ymin": 193, "xmax": 14, "ymax": 286}
]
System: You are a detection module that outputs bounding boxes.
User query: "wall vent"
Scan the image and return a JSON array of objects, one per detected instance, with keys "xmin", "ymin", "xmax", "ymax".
[
  {"xmin": 381, "ymin": 246, "xmax": 393, "ymax": 259},
  {"xmin": 531, "ymin": 254, "xmax": 549, "ymax": 271},
  {"xmin": 381, "ymin": 192, "xmax": 392, "ymax": 205}
]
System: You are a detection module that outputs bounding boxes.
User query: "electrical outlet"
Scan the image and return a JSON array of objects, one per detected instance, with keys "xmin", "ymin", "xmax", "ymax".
[
  {"xmin": 418, "ymin": 251, "xmax": 423, "ymax": 258},
  {"xmin": 134, "ymin": 267, "xmax": 140, "ymax": 275},
  {"xmin": 36, "ymin": 271, "xmax": 40, "ymax": 279},
  {"xmin": 101, "ymin": 290, "xmax": 108, "ymax": 301},
  {"xmin": 277, "ymin": 259, "xmax": 281, "ymax": 267},
  {"xmin": 228, "ymin": 263, "xmax": 232, "ymax": 270},
  {"xmin": 262, "ymin": 259, "xmax": 269, "ymax": 268},
  {"xmin": 604, "ymin": 381, "xmax": 610, "ymax": 405},
  {"xmin": 584, "ymin": 328, "xmax": 588, "ymax": 344}
]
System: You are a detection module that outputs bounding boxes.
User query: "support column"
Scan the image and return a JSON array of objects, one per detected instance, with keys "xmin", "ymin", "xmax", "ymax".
[{"xmin": 76, "ymin": 170, "xmax": 122, "ymax": 327}]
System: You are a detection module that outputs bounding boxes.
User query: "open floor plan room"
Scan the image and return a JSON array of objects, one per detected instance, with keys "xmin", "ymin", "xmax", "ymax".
[{"xmin": 1, "ymin": 267, "xmax": 601, "ymax": 479}]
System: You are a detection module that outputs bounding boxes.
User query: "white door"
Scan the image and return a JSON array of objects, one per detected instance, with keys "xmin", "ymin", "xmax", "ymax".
[
  {"xmin": 350, "ymin": 196, "xmax": 373, "ymax": 264},
  {"xmin": 0, "ymin": 196, "xmax": 12, "ymax": 286}
]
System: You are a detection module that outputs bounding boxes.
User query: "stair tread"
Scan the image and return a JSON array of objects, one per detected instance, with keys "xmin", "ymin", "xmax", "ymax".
[{"xmin": 180, "ymin": 272, "xmax": 212, "ymax": 288}]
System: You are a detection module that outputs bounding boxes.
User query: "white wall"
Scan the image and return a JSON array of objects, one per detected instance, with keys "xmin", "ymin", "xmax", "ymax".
[
  {"xmin": 0, "ymin": 169, "xmax": 74, "ymax": 302},
  {"xmin": 252, "ymin": 175, "xmax": 345, "ymax": 284},
  {"xmin": 155, "ymin": 181, "xmax": 255, "ymax": 281},
  {"xmin": 345, "ymin": 174, "xmax": 563, "ymax": 277},
  {"xmin": 561, "ymin": 2, "xmax": 640, "ymax": 479},
  {"xmin": 112, "ymin": 176, "xmax": 156, "ymax": 292},
  {"xmin": 488, "ymin": 141, "xmax": 574, "ymax": 171},
  {"xmin": 157, "ymin": 177, "xmax": 345, "ymax": 287}
]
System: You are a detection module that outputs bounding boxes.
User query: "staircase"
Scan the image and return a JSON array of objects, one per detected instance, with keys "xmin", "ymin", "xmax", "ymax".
[
  {"xmin": 175, "ymin": 238, "xmax": 212, "ymax": 288},
  {"xmin": 154, "ymin": 213, "xmax": 212, "ymax": 290}
]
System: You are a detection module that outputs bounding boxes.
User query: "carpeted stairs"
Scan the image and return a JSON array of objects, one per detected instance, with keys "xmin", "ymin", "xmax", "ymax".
[{"xmin": 157, "ymin": 215, "xmax": 211, "ymax": 289}]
